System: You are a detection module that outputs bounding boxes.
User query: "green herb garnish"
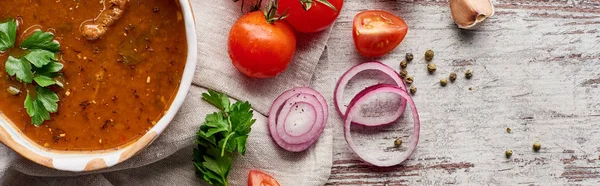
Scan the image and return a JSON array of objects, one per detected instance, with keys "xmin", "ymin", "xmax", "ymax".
[
  {"xmin": 20, "ymin": 30, "xmax": 60, "ymax": 52},
  {"xmin": 1, "ymin": 19, "xmax": 63, "ymax": 126},
  {"xmin": 193, "ymin": 90, "xmax": 255, "ymax": 186},
  {"xmin": 0, "ymin": 19, "xmax": 17, "ymax": 51}
]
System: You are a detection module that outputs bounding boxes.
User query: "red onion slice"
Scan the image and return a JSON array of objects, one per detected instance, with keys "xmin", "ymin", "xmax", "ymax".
[
  {"xmin": 281, "ymin": 102, "xmax": 317, "ymax": 137},
  {"xmin": 276, "ymin": 94, "xmax": 324, "ymax": 144},
  {"xmin": 334, "ymin": 62, "xmax": 407, "ymax": 126},
  {"xmin": 269, "ymin": 87, "xmax": 328, "ymax": 152},
  {"xmin": 344, "ymin": 84, "xmax": 420, "ymax": 167}
]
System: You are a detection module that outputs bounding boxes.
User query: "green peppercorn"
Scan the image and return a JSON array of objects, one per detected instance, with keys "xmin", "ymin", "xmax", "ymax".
[
  {"xmin": 440, "ymin": 78, "xmax": 448, "ymax": 86},
  {"xmin": 465, "ymin": 69, "xmax": 473, "ymax": 79},
  {"xmin": 400, "ymin": 60, "xmax": 408, "ymax": 69},
  {"xmin": 533, "ymin": 141, "xmax": 541, "ymax": 152},
  {"xmin": 449, "ymin": 72, "xmax": 457, "ymax": 82},
  {"xmin": 505, "ymin": 149, "xmax": 513, "ymax": 158},
  {"xmin": 409, "ymin": 85, "xmax": 417, "ymax": 94},
  {"xmin": 427, "ymin": 63, "xmax": 437, "ymax": 74},
  {"xmin": 405, "ymin": 76, "xmax": 414, "ymax": 84},
  {"xmin": 399, "ymin": 69, "xmax": 408, "ymax": 78},
  {"xmin": 506, "ymin": 127, "xmax": 511, "ymax": 133},
  {"xmin": 424, "ymin": 49, "xmax": 434, "ymax": 61},
  {"xmin": 394, "ymin": 138, "xmax": 402, "ymax": 147},
  {"xmin": 405, "ymin": 53, "xmax": 414, "ymax": 62}
]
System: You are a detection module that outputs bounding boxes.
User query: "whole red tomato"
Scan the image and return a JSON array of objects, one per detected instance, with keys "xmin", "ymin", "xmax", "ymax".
[
  {"xmin": 228, "ymin": 11, "xmax": 297, "ymax": 78},
  {"xmin": 277, "ymin": 0, "xmax": 343, "ymax": 33},
  {"xmin": 352, "ymin": 10, "xmax": 408, "ymax": 57}
]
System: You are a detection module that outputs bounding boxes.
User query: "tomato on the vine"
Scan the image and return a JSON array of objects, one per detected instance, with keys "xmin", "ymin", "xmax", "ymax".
[
  {"xmin": 277, "ymin": 0, "xmax": 343, "ymax": 33},
  {"xmin": 248, "ymin": 170, "xmax": 280, "ymax": 186},
  {"xmin": 352, "ymin": 10, "xmax": 408, "ymax": 57},
  {"xmin": 228, "ymin": 9, "xmax": 296, "ymax": 78}
]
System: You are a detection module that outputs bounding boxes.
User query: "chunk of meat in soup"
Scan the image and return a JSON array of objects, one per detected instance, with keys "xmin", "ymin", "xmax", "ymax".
[{"xmin": 81, "ymin": 0, "xmax": 128, "ymax": 40}]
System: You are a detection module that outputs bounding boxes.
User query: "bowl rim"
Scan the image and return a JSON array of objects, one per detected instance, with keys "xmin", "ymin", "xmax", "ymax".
[{"xmin": 0, "ymin": 0, "xmax": 198, "ymax": 172}]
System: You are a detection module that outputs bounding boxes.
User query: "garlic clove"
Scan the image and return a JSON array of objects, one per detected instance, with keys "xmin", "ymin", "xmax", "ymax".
[{"xmin": 450, "ymin": 0, "xmax": 495, "ymax": 29}]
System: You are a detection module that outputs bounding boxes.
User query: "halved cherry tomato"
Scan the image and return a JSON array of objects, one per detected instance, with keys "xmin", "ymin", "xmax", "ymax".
[
  {"xmin": 278, "ymin": 0, "xmax": 344, "ymax": 33},
  {"xmin": 352, "ymin": 10, "xmax": 408, "ymax": 57},
  {"xmin": 248, "ymin": 170, "xmax": 280, "ymax": 186},
  {"xmin": 228, "ymin": 11, "xmax": 296, "ymax": 78}
]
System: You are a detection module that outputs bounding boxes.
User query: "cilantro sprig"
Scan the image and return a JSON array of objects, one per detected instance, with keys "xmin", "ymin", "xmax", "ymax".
[
  {"xmin": 193, "ymin": 90, "xmax": 256, "ymax": 186},
  {"xmin": 1, "ymin": 19, "xmax": 63, "ymax": 126}
]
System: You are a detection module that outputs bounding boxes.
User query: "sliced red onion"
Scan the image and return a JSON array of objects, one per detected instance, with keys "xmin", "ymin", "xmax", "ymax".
[
  {"xmin": 344, "ymin": 84, "xmax": 420, "ymax": 167},
  {"xmin": 269, "ymin": 87, "xmax": 328, "ymax": 152},
  {"xmin": 334, "ymin": 62, "xmax": 407, "ymax": 126},
  {"xmin": 276, "ymin": 94, "xmax": 324, "ymax": 144}
]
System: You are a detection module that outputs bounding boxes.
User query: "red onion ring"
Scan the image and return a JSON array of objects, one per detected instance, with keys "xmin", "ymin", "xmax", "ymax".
[
  {"xmin": 269, "ymin": 87, "xmax": 328, "ymax": 152},
  {"xmin": 276, "ymin": 94, "xmax": 324, "ymax": 144},
  {"xmin": 344, "ymin": 84, "xmax": 420, "ymax": 167},
  {"xmin": 334, "ymin": 62, "xmax": 407, "ymax": 127}
]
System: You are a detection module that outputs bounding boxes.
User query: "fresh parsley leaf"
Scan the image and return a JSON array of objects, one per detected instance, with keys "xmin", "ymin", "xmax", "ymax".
[
  {"xmin": 25, "ymin": 49, "xmax": 57, "ymax": 68},
  {"xmin": 202, "ymin": 89, "xmax": 230, "ymax": 112},
  {"xmin": 36, "ymin": 61, "xmax": 64, "ymax": 77},
  {"xmin": 202, "ymin": 155, "xmax": 231, "ymax": 180},
  {"xmin": 20, "ymin": 30, "xmax": 60, "ymax": 52},
  {"xmin": 0, "ymin": 19, "xmax": 17, "ymax": 52},
  {"xmin": 24, "ymin": 91, "xmax": 51, "ymax": 126},
  {"xmin": 204, "ymin": 112, "xmax": 229, "ymax": 137},
  {"xmin": 35, "ymin": 86, "xmax": 59, "ymax": 113},
  {"xmin": 5, "ymin": 56, "xmax": 33, "ymax": 83},
  {"xmin": 33, "ymin": 75, "xmax": 56, "ymax": 87},
  {"xmin": 229, "ymin": 101, "xmax": 255, "ymax": 136},
  {"xmin": 194, "ymin": 90, "xmax": 254, "ymax": 186},
  {"xmin": 234, "ymin": 135, "xmax": 248, "ymax": 155}
]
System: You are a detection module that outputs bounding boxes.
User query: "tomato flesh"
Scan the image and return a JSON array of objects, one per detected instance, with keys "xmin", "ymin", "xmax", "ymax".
[
  {"xmin": 278, "ymin": 0, "xmax": 343, "ymax": 33},
  {"xmin": 352, "ymin": 10, "xmax": 408, "ymax": 57},
  {"xmin": 248, "ymin": 170, "xmax": 280, "ymax": 186},
  {"xmin": 228, "ymin": 11, "xmax": 297, "ymax": 78}
]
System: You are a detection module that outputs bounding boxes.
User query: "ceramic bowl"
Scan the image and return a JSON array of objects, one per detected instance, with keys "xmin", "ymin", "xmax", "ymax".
[{"xmin": 0, "ymin": 0, "xmax": 198, "ymax": 172}]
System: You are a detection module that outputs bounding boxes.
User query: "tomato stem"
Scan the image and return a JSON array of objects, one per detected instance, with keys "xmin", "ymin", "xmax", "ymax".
[
  {"xmin": 299, "ymin": 0, "xmax": 338, "ymax": 12},
  {"xmin": 263, "ymin": 0, "xmax": 289, "ymax": 24}
]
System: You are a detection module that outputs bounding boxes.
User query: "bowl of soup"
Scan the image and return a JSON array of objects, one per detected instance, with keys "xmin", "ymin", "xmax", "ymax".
[{"xmin": 0, "ymin": 0, "xmax": 197, "ymax": 171}]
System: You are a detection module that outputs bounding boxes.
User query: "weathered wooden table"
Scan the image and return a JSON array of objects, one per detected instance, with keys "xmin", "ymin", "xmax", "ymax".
[{"xmin": 324, "ymin": 0, "xmax": 600, "ymax": 185}]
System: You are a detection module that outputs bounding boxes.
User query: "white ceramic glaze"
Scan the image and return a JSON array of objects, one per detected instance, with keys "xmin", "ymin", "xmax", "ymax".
[{"xmin": 0, "ymin": 0, "xmax": 198, "ymax": 172}]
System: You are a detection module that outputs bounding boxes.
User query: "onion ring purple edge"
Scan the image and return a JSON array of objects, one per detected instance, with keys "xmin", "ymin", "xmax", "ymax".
[
  {"xmin": 268, "ymin": 87, "xmax": 329, "ymax": 152},
  {"xmin": 334, "ymin": 62, "xmax": 407, "ymax": 126},
  {"xmin": 344, "ymin": 84, "xmax": 420, "ymax": 167},
  {"xmin": 276, "ymin": 97, "xmax": 323, "ymax": 144}
]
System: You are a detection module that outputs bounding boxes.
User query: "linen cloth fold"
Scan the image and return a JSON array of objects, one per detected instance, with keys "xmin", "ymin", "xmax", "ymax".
[{"xmin": 0, "ymin": 0, "xmax": 334, "ymax": 185}]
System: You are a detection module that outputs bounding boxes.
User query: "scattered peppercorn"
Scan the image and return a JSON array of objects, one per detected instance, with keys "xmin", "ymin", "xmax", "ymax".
[
  {"xmin": 405, "ymin": 53, "xmax": 414, "ymax": 62},
  {"xmin": 440, "ymin": 78, "xmax": 448, "ymax": 86},
  {"xmin": 405, "ymin": 76, "xmax": 414, "ymax": 84},
  {"xmin": 468, "ymin": 87, "xmax": 473, "ymax": 91},
  {"xmin": 400, "ymin": 60, "xmax": 408, "ymax": 69},
  {"xmin": 533, "ymin": 141, "xmax": 541, "ymax": 152},
  {"xmin": 394, "ymin": 138, "xmax": 402, "ymax": 147},
  {"xmin": 465, "ymin": 69, "xmax": 473, "ymax": 79},
  {"xmin": 505, "ymin": 149, "xmax": 513, "ymax": 158},
  {"xmin": 424, "ymin": 49, "xmax": 434, "ymax": 61},
  {"xmin": 506, "ymin": 127, "xmax": 511, "ymax": 133},
  {"xmin": 410, "ymin": 85, "xmax": 417, "ymax": 94},
  {"xmin": 427, "ymin": 63, "xmax": 437, "ymax": 74},
  {"xmin": 449, "ymin": 72, "xmax": 457, "ymax": 82},
  {"xmin": 399, "ymin": 69, "xmax": 408, "ymax": 78}
]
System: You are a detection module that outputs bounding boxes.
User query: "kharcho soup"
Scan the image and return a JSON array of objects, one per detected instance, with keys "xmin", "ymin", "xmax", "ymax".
[{"xmin": 0, "ymin": 0, "xmax": 187, "ymax": 150}]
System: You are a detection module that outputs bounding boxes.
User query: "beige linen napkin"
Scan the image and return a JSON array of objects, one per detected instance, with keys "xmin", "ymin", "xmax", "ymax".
[{"xmin": 0, "ymin": 0, "xmax": 334, "ymax": 185}]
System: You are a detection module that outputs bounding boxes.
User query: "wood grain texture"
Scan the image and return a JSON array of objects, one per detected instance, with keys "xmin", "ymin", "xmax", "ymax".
[{"xmin": 324, "ymin": 0, "xmax": 600, "ymax": 185}]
